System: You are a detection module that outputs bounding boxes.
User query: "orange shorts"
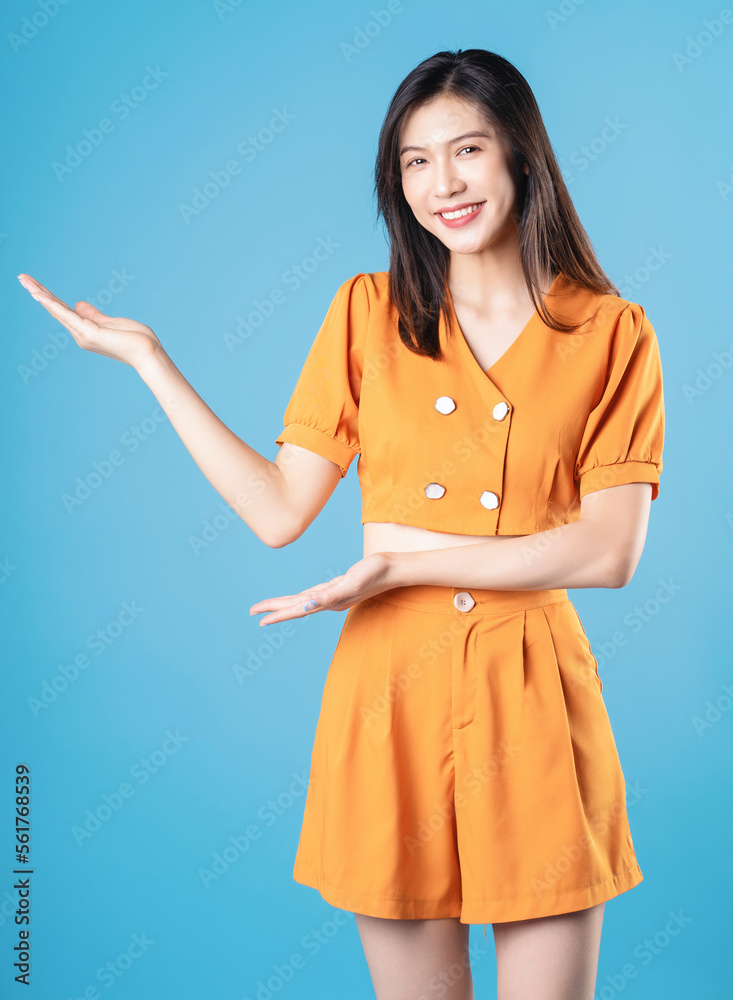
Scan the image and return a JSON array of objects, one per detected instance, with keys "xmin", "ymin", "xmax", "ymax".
[{"xmin": 292, "ymin": 583, "xmax": 643, "ymax": 926}]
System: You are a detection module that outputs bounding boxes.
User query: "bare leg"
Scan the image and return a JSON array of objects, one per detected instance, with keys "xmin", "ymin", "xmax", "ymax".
[
  {"xmin": 492, "ymin": 901, "xmax": 605, "ymax": 1000},
  {"xmin": 354, "ymin": 913, "xmax": 475, "ymax": 1000}
]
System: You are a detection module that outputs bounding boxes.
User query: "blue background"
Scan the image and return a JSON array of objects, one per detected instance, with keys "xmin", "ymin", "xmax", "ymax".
[{"xmin": 2, "ymin": 0, "xmax": 732, "ymax": 996}]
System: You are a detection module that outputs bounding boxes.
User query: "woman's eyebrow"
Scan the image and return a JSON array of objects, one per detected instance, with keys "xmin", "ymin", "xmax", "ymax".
[{"xmin": 399, "ymin": 131, "xmax": 492, "ymax": 156}]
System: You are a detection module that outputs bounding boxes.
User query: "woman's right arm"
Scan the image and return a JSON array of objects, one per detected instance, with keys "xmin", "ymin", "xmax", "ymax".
[
  {"xmin": 136, "ymin": 347, "xmax": 342, "ymax": 548},
  {"xmin": 17, "ymin": 273, "xmax": 342, "ymax": 548}
]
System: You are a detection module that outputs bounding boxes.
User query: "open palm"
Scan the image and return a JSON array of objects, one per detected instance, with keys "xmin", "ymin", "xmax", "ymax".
[{"xmin": 17, "ymin": 272, "xmax": 161, "ymax": 369}]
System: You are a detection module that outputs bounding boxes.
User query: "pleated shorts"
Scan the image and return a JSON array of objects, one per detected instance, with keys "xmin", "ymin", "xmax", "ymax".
[{"xmin": 292, "ymin": 583, "xmax": 643, "ymax": 925}]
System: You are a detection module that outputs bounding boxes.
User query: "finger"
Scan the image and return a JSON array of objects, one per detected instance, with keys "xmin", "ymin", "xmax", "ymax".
[
  {"xmin": 252, "ymin": 587, "xmax": 339, "ymax": 624},
  {"xmin": 249, "ymin": 594, "xmax": 306, "ymax": 614},
  {"xmin": 22, "ymin": 286, "xmax": 101, "ymax": 341},
  {"xmin": 249, "ymin": 594, "xmax": 326, "ymax": 624},
  {"xmin": 249, "ymin": 579, "xmax": 340, "ymax": 614},
  {"xmin": 257, "ymin": 605, "xmax": 314, "ymax": 626},
  {"xmin": 257, "ymin": 593, "xmax": 334, "ymax": 625},
  {"xmin": 73, "ymin": 301, "xmax": 130, "ymax": 327},
  {"xmin": 18, "ymin": 274, "xmax": 72, "ymax": 310}
]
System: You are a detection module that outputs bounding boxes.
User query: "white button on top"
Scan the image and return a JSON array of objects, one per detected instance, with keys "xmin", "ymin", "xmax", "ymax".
[
  {"xmin": 454, "ymin": 591, "xmax": 475, "ymax": 612},
  {"xmin": 492, "ymin": 401, "xmax": 510, "ymax": 421},
  {"xmin": 435, "ymin": 395, "xmax": 456, "ymax": 414},
  {"xmin": 480, "ymin": 490, "xmax": 499, "ymax": 510},
  {"xmin": 425, "ymin": 483, "xmax": 446, "ymax": 499}
]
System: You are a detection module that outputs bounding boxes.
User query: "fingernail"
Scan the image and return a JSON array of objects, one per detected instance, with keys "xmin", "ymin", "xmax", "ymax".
[{"xmin": 304, "ymin": 600, "xmax": 319, "ymax": 611}]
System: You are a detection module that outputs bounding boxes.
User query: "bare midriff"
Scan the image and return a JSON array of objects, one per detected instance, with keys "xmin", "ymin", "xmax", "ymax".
[{"xmin": 362, "ymin": 520, "xmax": 527, "ymax": 558}]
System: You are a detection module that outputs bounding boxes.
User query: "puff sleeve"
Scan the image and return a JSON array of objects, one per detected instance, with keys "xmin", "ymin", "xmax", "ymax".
[
  {"xmin": 274, "ymin": 273, "xmax": 368, "ymax": 477},
  {"xmin": 575, "ymin": 302, "xmax": 665, "ymax": 501}
]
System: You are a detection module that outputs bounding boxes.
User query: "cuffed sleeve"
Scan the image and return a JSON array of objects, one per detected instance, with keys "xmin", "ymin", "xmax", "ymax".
[
  {"xmin": 575, "ymin": 302, "xmax": 665, "ymax": 501},
  {"xmin": 275, "ymin": 273, "xmax": 368, "ymax": 477}
]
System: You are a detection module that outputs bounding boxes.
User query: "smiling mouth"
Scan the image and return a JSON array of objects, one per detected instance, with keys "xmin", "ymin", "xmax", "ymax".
[{"xmin": 437, "ymin": 202, "xmax": 485, "ymax": 220}]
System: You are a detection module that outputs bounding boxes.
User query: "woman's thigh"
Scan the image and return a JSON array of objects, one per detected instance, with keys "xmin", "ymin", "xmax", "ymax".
[
  {"xmin": 354, "ymin": 913, "xmax": 475, "ymax": 1000},
  {"xmin": 492, "ymin": 901, "xmax": 605, "ymax": 1000}
]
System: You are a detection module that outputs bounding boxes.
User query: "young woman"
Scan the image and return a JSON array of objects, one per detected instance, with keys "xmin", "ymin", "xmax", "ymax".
[{"xmin": 19, "ymin": 48, "xmax": 664, "ymax": 1000}]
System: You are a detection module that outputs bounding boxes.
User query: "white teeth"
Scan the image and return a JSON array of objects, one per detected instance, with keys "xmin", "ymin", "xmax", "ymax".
[{"xmin": 439, "ymin": 203, "xmax": 481, "ymax": 220}]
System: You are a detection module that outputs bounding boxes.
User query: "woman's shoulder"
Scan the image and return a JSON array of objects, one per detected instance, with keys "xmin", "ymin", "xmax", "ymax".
[
  {"xmin": 559, "ymin": 275, "xmax": 651, "ymax": 341},
  {"xmin": 332, "ymin": 271, "xmax": 391, "ymax": 317},
  {"xmin": 354, "ymin": 270, "xmax": 389, "ymax": 296}
]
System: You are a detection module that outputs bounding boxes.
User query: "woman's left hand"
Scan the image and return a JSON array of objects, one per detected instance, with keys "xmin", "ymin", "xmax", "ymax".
[{"xmin": 249, "ymin": 552, "xmax": 398, "ymax": 625}]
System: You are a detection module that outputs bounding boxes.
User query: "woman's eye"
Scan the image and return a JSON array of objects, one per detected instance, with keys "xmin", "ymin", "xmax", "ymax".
[{"xmin": 405, "ymin": 147, "xmax": 479, "ymax": 168}]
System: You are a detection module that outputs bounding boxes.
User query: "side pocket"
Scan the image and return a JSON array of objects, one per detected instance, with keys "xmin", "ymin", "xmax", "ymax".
[{"xmin": 563, "ymin": 600, "xmax": 603, "ymax": 695}]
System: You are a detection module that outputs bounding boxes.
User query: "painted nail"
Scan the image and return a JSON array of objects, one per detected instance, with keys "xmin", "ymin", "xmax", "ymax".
[{"xmin": 304, "ymin": 599, "xmax": 319, "ymax": 612}]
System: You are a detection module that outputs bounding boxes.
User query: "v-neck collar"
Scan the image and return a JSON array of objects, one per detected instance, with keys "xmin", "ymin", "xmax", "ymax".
[{"xmin": 444, "ymin": 271, "xmax": 566, "ymax": 387}]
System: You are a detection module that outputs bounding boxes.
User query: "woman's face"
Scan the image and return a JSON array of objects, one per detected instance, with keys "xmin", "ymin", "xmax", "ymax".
[{"xmin": 399, "ymin": 94, "xmax": 524, "ymax": 257}]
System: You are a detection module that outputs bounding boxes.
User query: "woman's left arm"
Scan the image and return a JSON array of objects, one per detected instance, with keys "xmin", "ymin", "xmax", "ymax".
[
  {"xmin": 250, "ymin": 483, "xmax": 653, "ymax": 626},
  {"xmin": 386, "ymin": 482, "xmax": 653, "ymax": 592}
]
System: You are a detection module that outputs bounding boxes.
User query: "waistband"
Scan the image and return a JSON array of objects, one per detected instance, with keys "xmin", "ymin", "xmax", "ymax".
[{"xmin": 370, "ymin": 584, "xmax": 569, "ymax": 616}]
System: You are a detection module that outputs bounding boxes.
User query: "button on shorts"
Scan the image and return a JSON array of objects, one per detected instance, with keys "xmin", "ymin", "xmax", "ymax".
[{"xmin": 292, "ymin": 583, "xmax": 643, "ymax": 925}]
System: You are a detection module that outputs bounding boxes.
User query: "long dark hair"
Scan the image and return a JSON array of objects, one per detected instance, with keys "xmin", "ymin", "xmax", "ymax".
[{"xmin": 374, "ymin": 48, "xmax": 620, "ymax": 359}]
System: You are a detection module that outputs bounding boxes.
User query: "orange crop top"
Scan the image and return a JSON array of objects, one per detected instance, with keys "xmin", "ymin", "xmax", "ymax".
[{"xmin": 274, "ymin": 271, "xmax": 665, "ymax": 536}]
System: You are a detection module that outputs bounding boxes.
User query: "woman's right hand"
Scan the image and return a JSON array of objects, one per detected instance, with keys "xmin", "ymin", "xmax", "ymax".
[{"xmin": 17, "ymin": 272, "xmax": 163, "ymax": 371}]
